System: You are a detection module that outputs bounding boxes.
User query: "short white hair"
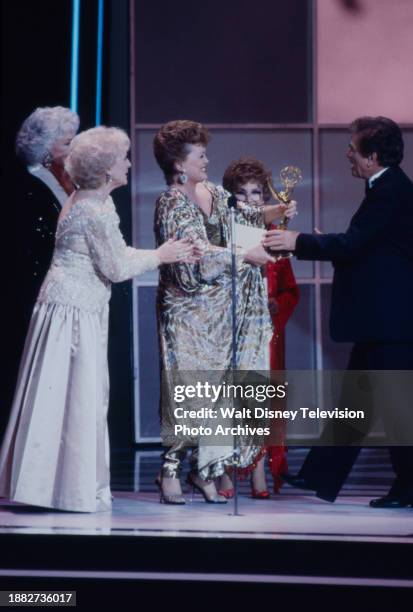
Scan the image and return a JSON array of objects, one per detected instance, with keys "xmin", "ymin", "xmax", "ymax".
[
  {"xmin": 16, "ymin": 106, "xmax": 80, "ymax": 166},
  {"xmin": 65, "ymin": 126, "xmax": 130, "ymax": 189}
]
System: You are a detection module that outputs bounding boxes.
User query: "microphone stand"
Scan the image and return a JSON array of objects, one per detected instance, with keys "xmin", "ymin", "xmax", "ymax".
[{"xmin": 228, "ymin": 195, "xmax": 241, "ymax": 516}]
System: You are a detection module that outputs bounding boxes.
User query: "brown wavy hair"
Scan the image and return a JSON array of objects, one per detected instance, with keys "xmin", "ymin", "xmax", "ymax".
[
  {"xmin": 222, "ymin": 157, "xmax": 272, "ymax": 202},
  {"xmin": 153, "ymin": 120, "xmax": 210, "ymax": 185},
  {"xmin": 351, "ymin": 116, "xmax": 404, "ymax": 167}
]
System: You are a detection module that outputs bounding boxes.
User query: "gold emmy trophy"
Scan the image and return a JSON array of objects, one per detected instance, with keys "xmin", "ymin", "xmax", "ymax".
[{"xmin": 267, "ymin": 166, "xmax": 303, "ymax": 259}]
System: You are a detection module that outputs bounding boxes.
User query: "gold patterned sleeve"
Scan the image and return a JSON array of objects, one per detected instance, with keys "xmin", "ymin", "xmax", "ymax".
[
  {"xmin": 155, "ymin": 191, "xmax": 246, "ymax": 292},
  {"xmin": 84, "ymin": 201, "xmax": 160, "ymax": 282},
  {"xmin": 158, "ymin": 202, "xmax": 206, "ymax": 293},
  {"xmin": 198, "ymin": 245, "xmax": 246, "ymax": 283}
]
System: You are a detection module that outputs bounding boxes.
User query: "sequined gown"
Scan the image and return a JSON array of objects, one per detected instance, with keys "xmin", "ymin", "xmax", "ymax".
[
  {"xmin": 0, "ymin": 195, "xmax": 159, "ymax": 512},
  {"xmin": 154, "ymin": 182, "xmax": 273, "ymax": 479},
  {"xmin": 266, "ymin": 252, "xmax": 300, "ymax": 491}
]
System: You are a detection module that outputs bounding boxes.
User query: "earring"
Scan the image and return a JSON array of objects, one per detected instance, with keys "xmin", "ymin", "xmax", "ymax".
[
  {"xmin": 43, "ymin": 154, "xmax": 53, "ymax": 169},
  {"xmin": 178, "ymin": 171, "xmax": 188, "ymax": 185},
  {"xmin": 106, "ymin": 173, "xmax": 113, "ymax": 184}
]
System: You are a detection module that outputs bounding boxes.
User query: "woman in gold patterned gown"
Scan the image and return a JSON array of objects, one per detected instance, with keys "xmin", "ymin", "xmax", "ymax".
[
  {"xmin": 220, "ymin": 157, "xmax": 300, "ymax": 499},
  {"xmin": 153, "ymin": 120, "xmax": 297, "ymax": 504}
]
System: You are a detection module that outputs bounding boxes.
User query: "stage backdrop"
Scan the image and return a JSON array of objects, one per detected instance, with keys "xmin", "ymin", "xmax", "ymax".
[{"xmin": 129, "ymin": 0, "xmax": 413, "ymax": 442}]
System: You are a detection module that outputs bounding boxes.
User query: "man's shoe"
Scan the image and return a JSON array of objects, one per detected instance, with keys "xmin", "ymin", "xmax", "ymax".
[
  {"xmin": 315, "ymin": 490, "xmax": 337, "ymax": 503},
  {"xmin": 369, "ymin": 495, "xmax": 413, "ymax": 509},
  {"xmin": 281, "ymin": 473, "xmax": 316, "ymax": 491}
]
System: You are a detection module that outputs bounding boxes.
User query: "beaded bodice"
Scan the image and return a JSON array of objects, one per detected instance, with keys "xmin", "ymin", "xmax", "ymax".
[{"xmin": 37, "ymin": 195, "xmax": 159, "ymax": 312}]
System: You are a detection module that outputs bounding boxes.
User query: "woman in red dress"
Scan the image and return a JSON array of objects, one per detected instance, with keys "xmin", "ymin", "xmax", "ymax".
[{"xmin": 220, "ymin": 158, "xmax": 300, "ymax": 497}]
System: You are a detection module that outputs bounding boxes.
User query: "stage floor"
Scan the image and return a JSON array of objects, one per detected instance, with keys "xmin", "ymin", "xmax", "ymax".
[
  {"xmin": 1, "ymin": 459, "xmax": 413, "ymax": 595},
  {"xmin": 1, "ymin": 491, "xmax": 412, "ymax": 541},
  {"xmin": 1, "ymin": 448, "xmax": 412, "ymax": 541}
]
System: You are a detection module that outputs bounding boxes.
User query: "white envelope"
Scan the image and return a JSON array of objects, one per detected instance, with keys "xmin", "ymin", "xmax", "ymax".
[{"xmin": 230, "ymin": 223, "xmax": 265, "ymax": 250}]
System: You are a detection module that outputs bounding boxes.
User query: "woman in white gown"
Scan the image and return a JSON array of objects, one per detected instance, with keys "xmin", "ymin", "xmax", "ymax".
[{"xmin": 0, "ymin": 126, "xmax": 195, "ymax": 512}]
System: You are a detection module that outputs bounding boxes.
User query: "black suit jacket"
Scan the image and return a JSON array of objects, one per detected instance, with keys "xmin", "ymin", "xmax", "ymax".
[
  {"xmin": 3, "ymin": 163, "xmax": 62, "ymax": 432},
  {"xmin": 15, "ymin": 164, "xmax": 62, "ymax": 303},
  {"xmin": 295, "ymin": 166, "xmax": 413, "ymax": 343}
]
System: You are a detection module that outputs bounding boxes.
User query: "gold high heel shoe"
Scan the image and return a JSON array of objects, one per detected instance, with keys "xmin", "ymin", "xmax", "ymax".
[
  {"xmin": 155, "ymin": 476, "xmax": 186, "ymax": 505},
  {"xmin": 156, "ymin": 448, "xmax": 187, "ymax": 504},
  {"xmin": 187, "ymin": 472, "xmax": 227, "ymax": 504}
]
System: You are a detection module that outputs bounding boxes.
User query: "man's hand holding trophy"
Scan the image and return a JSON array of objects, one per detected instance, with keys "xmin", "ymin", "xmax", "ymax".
[{"xmin": 262, "ymin": 166, "xmax": 302, "ymax": 259}]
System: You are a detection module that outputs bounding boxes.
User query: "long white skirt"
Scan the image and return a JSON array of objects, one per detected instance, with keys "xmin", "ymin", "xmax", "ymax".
[{"xmin": 0, "ymin": 301, "xmax": 111, "ymax": 512}]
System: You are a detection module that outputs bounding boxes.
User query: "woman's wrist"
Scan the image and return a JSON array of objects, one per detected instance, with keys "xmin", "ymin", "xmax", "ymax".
[{"xmin": 154, "ymin": 248, "xmax": 163, "ymax": 266}]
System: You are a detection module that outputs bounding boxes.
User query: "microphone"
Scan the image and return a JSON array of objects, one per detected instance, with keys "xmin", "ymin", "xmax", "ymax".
[{"xmin": 227, "ymin": 194, "xmax": 238, "ymax": 209}]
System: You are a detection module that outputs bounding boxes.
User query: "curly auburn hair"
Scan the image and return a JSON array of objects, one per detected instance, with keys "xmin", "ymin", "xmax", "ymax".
[
  {"xmin": 351, "ymin": 116, "xmax": 404, "ymax": 167},
  {"xmin": 222, "ymin": 157, "xmax": 272, "ymax": 202},
  {"xmin": 153, "ymin": 120, "xmax": 210, "ymax": 185},
  {"xmin": 65, "ymin": 126, "xmax": 130, "ymax": 189}
]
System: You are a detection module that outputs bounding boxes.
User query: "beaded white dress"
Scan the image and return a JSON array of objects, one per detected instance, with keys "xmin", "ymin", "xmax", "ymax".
[{"xmin": 0, "ymin": 195, "xmax": 159, "ymax": 512}]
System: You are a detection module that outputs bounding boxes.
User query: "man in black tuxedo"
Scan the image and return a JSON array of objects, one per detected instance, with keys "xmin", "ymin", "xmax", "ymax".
[{"xmin": 263, "ymin": 116, "xmax": 413, "ymax": 508}]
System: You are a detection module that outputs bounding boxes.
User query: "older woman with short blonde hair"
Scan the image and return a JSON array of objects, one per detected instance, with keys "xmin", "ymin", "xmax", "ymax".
[
  {"xmin": 0, "ymin": 126, "xmax": 195, "ymax": 512},
  {"xmin": 65, "ymin": 127, "xmax": 130, "ymax": 189}
]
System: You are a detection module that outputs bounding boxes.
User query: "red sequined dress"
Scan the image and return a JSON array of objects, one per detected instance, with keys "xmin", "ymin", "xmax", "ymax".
[{"xmin": 265, "ymin": 249, "xmax": 300, "ymax": 492}]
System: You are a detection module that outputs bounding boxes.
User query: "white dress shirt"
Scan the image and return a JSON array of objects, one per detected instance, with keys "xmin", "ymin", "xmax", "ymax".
[{"xmin": 368, "ymin": 167, "xmax": 389, "ymax": 189}]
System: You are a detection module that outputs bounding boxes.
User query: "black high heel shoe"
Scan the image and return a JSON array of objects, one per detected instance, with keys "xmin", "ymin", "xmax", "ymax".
[
  {"xmin": 155, "ymin": 476, "xmax": 186, "ymax": 505},
  {"xmin": 187, "ymin": 472, "xmax": 227, "ymax": 504}
]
